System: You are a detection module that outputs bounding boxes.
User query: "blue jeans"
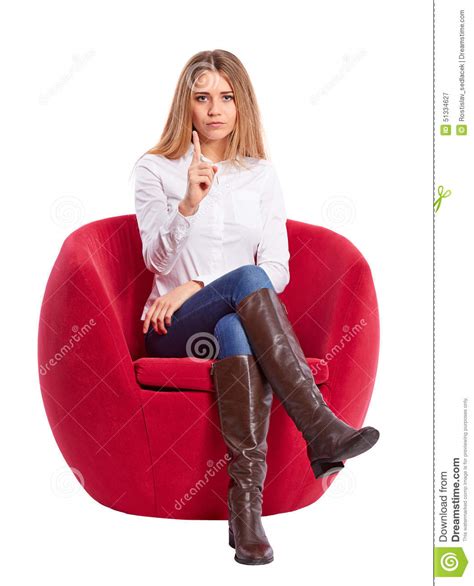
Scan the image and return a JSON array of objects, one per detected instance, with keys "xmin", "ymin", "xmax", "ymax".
[{"xmin": 144, "ymin": 265, "xmax": 275, "ymax": 359}]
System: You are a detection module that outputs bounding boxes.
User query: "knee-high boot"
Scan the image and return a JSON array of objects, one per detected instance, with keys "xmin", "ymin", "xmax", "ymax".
[
  {"xmin": 210, "ymin": 354, "xmax": 274, "ymax": 565},
  {"xmin": 235, "ymin": 287, "xmax": 380, "ymax": 479}
]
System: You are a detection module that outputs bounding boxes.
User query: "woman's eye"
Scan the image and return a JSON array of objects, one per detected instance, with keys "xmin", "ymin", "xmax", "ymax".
[{"xmin": 196, "ymin": 95, "xmax": 234, "ymax": 102}]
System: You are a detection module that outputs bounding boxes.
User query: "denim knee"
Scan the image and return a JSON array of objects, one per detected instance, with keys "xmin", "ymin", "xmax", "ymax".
[
  {"xmin": 214, "ymin": 313, "xmax": 253, "ymax": 358},
  {"xmin": 233, "ymin": 265, "xmax": 274, "ymax": 304}
]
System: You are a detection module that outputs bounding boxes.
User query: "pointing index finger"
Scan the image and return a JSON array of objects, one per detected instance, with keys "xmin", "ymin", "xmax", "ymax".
[{"xmin": 192, "ymin": 130, "xmax": 201, "ymax": 161}]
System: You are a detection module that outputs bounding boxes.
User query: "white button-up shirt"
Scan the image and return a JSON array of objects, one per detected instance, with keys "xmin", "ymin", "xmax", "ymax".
[{"xmin": 132, "ymin": 142, "xmax": 290, "ymax": 320}]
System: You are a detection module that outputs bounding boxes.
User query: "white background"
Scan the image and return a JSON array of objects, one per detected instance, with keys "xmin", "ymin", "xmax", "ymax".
[
  {"xmin": 434, "ymin": 1, "xmax": 472, "ymax": 582},
  {"xmin": 2, "ymin": 0, "xmax": 433, "ymax": 583}
]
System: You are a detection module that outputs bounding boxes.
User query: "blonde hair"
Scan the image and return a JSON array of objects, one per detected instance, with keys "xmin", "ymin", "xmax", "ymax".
[{"xmin": 134, "ymin": 49, "xmax": 268, "ymax": 172}]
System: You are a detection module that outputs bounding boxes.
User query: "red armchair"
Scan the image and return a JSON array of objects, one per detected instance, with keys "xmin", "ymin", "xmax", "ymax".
[{"xmin": 37, "ymin": 214, "xmax": 379, "ymax": 519}]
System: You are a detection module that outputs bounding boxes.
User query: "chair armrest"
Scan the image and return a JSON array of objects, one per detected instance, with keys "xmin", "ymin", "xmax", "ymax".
[
  {"xmin": 38, "ymin": 236, "xmax": 155, "ymax": 512},
  {"xmin": 284, "ymin": 221, "xmax": 380, "ymax": 425}
]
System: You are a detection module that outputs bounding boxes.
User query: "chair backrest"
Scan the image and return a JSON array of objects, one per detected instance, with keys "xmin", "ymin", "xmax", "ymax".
[
  {"xmin": 42, "ymin": 214, "xmax": 377, "ymax": 368},
  {"xmin": 43, "ymin": 215, "xmax": 153, "ymax": 361}
]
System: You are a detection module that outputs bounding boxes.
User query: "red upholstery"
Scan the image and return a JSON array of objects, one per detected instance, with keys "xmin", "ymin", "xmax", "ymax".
[
  {"xmin": 37, "ymin": 214, "xmax": 379, "ymax": 519},
  {"xmin": 134, "ymin": 356, "xmax": 329, "ymax": 391}
]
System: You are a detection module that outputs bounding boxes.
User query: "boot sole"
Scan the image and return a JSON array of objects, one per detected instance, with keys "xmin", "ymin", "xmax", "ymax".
[
  {"xmin": 229, "ymin": 528, "xmax": 274, "ymax": 564},
  {"xmin": 311, "ymin": 427, "xmax": 380, "ymax": 479}
]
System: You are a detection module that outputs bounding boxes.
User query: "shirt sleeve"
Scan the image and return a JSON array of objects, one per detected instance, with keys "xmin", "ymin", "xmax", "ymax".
[
  {"xmin": 133, "ymin": 161, "xmax": 199, "ymax": 275},
  {"xmin": 256, "ymin": 164, "xmax": 291, "ymax": 294}
]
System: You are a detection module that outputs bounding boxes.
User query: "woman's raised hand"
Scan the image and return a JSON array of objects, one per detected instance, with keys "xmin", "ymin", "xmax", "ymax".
[{"xmin": 182, "ymin": 131, "xmax": 218, "ymax": 210}]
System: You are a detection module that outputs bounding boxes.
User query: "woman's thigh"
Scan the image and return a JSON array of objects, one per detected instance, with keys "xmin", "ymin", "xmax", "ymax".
[{"xmin": 144, "ymin": 264, "xmax": 274, "ymax": 358}]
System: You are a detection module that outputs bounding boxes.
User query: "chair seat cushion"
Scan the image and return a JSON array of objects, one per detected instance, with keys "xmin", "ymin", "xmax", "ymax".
[{"xmin": 134, "ymin": 356, "xmax": 329, "ymax": 392}]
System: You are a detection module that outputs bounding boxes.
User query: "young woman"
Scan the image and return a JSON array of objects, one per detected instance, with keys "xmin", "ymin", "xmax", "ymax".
[{"xmin": 132, "ymin": 49, "xmax": 380, "ymax": 566}]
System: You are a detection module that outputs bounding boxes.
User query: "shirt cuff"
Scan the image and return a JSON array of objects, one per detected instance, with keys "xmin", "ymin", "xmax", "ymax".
[
  {"xmin": 176, "ymin": 203, "xmax": 200, "ymax": 225},
  {"xmin": 166, "ymin": 205, "xmax": 199, "ymax": 246}
]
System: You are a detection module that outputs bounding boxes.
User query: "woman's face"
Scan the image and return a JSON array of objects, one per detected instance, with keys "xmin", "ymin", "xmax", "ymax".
[{"xmin": 190, "ymin": 70, "xmax": 237, "ymax": 144}]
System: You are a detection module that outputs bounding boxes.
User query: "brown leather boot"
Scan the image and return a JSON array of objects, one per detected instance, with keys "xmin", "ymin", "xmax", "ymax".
[
  {"xmin": 210, "ymin": 354, "xmax": 274, "ymax": 565},
  {"xmin": 235, "ymin": 287, "xmax": 380, "ymax": 479}
]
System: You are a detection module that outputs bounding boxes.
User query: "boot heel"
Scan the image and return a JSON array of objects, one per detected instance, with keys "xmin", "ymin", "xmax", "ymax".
[
  {"xmin": 312, "ymin": 460, "xmax": 344, "ymax": 479},
  {"xmin": 228, "ymin": 526, "xmax": 235, "ymax": 548}
]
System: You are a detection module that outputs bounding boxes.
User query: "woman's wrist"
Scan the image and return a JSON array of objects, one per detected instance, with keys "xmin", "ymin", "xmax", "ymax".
[{"xmin": 179, "ymin": 199, "xmax": 199, "ymax": 216}]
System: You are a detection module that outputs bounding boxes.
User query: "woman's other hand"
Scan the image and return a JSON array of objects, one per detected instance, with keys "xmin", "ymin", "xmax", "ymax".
[{"xmin": 143, "ymin": 280, "xmax": 203, "ymax": 334}]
